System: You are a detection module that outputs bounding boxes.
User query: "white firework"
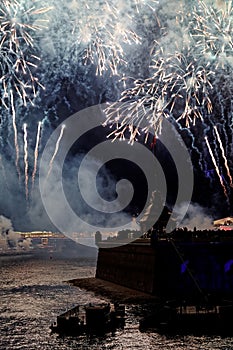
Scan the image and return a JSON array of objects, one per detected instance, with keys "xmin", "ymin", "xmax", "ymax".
[
  {"xmin": 105, "ymin": 49, "xmax": 214, "ymax": 142},
  {"xmin": 104, "ymin": 0, "xmax": 233, "ymax": 141},
  {"xmin": 0, "ymin": 0, "xmax": 51, "ymax": 109},
  {"xmin": 43, "ymin": 0, "xmax": 141, "ymax": 76},
  {"xmin": 133, "ymin": 0, "xmax": 159, "ymax": 12},
  {"xmin": 189, "ymin": 0, "xmax": 233, "ymax": 69}
]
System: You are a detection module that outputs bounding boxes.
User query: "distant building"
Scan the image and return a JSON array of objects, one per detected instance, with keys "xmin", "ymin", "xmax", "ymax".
[{"xmin": 213, "ymin": 217, "xmax": 233, "ymax": 231}]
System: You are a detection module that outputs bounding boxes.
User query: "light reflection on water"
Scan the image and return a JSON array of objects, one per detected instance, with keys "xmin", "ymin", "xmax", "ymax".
[{"xmin": 1, "ymin": 256, "xmax": 233, "ymax": 350}]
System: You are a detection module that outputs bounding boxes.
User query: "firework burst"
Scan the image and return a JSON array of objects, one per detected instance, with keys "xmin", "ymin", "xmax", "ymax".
[
  {"xmin": 105, "ymin": 49, "xmax": 214, "ymax": 142},
  {"xmin": 0, "ymin": 0, "xmax": 51, "ymax": 110},
  {"xmin": 45, "ymin": 0, "xmax": 141, "ymax": 76},
  {"xmin": 104, "ymin": 1, "xmax": 233, "ymax": 136},
  {"xmin": 72, "ymin": 0, "xmax": 142, "ymax": 76},
  {"xmin": 103, "ymin": 0, "xmax": 233, "ymax": 203},
  {"xmin": 189, "ymin": 0, "xmax": 233, "ymax": 69}
]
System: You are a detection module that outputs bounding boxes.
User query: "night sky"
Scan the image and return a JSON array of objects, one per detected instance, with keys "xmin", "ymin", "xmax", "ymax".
[{"xmin": 0, "ymin": 0, "xmax": 232, "ymax": 233}]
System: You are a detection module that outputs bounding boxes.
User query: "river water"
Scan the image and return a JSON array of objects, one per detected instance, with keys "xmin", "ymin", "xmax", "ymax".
[{"xmin": 1, "ymin": 255, "xmax": 233, "ymax": 350}]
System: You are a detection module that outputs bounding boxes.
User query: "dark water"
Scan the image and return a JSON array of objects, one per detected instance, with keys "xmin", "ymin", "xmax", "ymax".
[{"xmin": 1, "ymin": 255, "xmax": 233, "ymax": 350}]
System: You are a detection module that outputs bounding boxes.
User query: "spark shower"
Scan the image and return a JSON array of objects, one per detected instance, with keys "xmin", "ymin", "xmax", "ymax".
[{"xmin": 0, "ymin": 0, "xmax": 232, "ymax": 231}]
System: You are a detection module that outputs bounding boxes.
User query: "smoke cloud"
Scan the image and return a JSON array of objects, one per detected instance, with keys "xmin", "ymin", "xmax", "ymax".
[
  {"xmin": 30, "ymin": 150, "xmax": 136, "ymax": 239},
  {"xmin": 175, "ymin": 202, "xmax": 214, "ymax": 230},
  {"xmin": 0, "ymin": 215, "xmax": 20, "ymax": 249}
]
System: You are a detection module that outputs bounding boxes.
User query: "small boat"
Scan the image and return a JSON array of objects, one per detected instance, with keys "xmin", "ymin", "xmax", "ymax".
[
  {"xmin": 50, "ymin": 302, "xmax": 125, "ymax": 335},
  {"xmin": 139, "ymin": 238, "xmax": 233, "ymax": 335},
  {"xmin": 140, "ymin": 299, "xmax": 233, "ymax": 335}
]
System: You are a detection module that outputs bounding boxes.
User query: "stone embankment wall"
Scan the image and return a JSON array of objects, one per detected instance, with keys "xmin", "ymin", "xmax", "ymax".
[
  {"xmin": 96, "ymin": 242, "xmax": 156, "ymax": 293},
  {"xmin": 96, "ymin": 239, "xmax": 233, "ymax": 298}
]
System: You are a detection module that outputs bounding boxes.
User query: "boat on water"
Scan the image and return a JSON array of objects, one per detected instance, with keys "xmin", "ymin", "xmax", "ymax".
[
  {"xmin": 139, "ymin": 299, "xmax": 233, "ymax": 335},
  {"xmin": 50, "ymin": 302, "xmax": 125, "ymax": 335}
]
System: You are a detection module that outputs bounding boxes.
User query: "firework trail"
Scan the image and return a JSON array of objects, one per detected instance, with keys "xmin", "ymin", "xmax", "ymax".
[
  {"xmin": 205, "ymin": 135, "xmax": 228, "ymax": 199},
  {"xmin": 214, "ymin": 125, "xmax": 233, "ymax": 188},
  {"xmin": 23, "ymin": 123, "xmax": 29, "ymax": 201},
  {"xmin": 31, "ymin": 121, "xmax": 42, "ymax": 189},
  {"xmin": 10, "ymin": 90, "xmax": 20, "ymax": 179},
  {"xmin": 0, "ymin": 154, "xmax": 9, "ymax": 192},
  {"xmin": 46, "ymin": 124, "xmax": 65, "ymax": 180}
]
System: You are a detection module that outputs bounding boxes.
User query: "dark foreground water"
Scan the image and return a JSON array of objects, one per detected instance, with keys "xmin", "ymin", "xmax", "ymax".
[{"xmin": 1, "ymin": 255, "xmax": 233, "ymax": 350}]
